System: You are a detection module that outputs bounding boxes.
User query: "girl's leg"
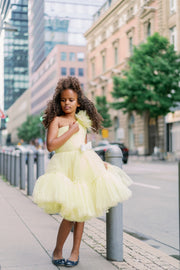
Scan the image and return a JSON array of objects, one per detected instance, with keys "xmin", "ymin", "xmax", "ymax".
[
  {"xmin": 53, "ymin": 219, "xmax": 73, "ymax": 259},
  {"xmin": 68, "ymin": 222, "xmax": 84, "ymax": 261}
]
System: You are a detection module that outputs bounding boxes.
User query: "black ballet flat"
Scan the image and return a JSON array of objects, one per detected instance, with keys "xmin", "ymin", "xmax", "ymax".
[
  {"xmin": 65, "ymin": 256, "xmax": 79, "ymax": 267},
  {"xmin": 52, "ymin": 256, "xmax": 66, "ymax": 266}
]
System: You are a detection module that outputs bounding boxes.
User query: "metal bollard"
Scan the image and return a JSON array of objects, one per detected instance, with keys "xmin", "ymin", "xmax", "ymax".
[
  {"xmin": 105, "ymin": 145, "xmax": 123, "ymax": 261},
  {"xmin": 0, "ymin": 150, "xmax": 3, "ymax": 175},
  {"xmin": 10, "ymin": 151, "xmax": 15, "ymax": 185},
  {"xmin": 20, "ymin": 149, "xmax": 27, "ymax": 190},
  {"xmin": 7, "ymin": 151, "xmax": 11, "ymax": 182},
  {"xmin": 5, "ymin": 151, "xmax": 9, "ymax": 181},
  {"xmin": 27, "ymin": 150, "xmax": 35, "ymax": 195},
  {"xmin": 14, "ymin": 151, "xmax": 20, "ymax": 187},
  {"xmin": 36, "ymin": 149, "xmax": 45, "ymax": 179},
  {"xmin": 3, "ymin": 151, "xmax": 6, "ymax": 177}
]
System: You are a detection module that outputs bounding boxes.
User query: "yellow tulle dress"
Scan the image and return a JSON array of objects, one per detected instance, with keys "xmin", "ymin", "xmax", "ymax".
[{"xmin": 33, "ymin": 111, "xmax": 133, "ymax": 222}]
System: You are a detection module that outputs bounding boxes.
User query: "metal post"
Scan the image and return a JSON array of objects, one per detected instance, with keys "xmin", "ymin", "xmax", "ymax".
[
  {"xmin": 105, "ymin": 145, "xmax": 123, "ymax": 261},
  {"xmin": 3, "ymin": 151, "xmax": 6, "ymax": 177},
  {"xmin": 36, "ymin": 149, "xmax": 45, "ymax": 179},
  {"xmin": 5, "ymin": 151, "xmax": 8, "ymax": 180},
  {"xmin": 20, "ymin": 150, "xmax": 27, "ymax": 190},
  {"xmin": 27, "ymin": 150, "xmax": 35, "ymax": 195},
  {"xmin": 14, "ymin": 151, "xmax": 20, "ymax": 187},
  {"xmin": 7, "ymin": 151, "xmax": 11, "ymax": 182},
  {"xmin": 0, "ymin": 150, "xmax": 3, "ymax": 175},
  {"xmin": 10, "ymin": 151, "xmax": 15, "ymax": 185}
]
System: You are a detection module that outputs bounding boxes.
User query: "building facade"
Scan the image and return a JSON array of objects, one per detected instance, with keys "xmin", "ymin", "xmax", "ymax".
[
  {"xmin": 0, "ymin": 0, "xmax": 28, "ymax": 111},
  {"xmin": 30, "ymin": 44, "xmax": 87, "ymax": 116},
  {"xmin": 0, "ymin": 0, "xmax": 11, "ymax": 112},
  {"xmin": 85, "ymin": 0, "xmax": 180, "ymax": 156}
]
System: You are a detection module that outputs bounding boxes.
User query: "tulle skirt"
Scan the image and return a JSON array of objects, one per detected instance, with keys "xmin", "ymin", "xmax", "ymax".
[{"xmin": 33, "ymin": 149, "xmax": 132, "ymax": 222}]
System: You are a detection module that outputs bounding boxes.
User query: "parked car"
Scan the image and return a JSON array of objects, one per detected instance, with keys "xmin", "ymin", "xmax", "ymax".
[
  {"xmin": 110, "ymin": 142, "xmax": 129, "ymax": 164},
  {"xmin": 93, "ymin": 140, "xmax": 129, "ymax": 164}
]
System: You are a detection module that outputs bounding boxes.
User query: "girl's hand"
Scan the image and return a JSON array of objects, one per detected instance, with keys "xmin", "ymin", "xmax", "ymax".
[{"xmin": 69, "ymin": 121, "xmax": 79, "ymax": 134}]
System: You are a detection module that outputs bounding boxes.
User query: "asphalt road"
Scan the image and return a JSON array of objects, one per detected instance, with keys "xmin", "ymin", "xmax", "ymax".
[{"xmin": 122, "ymin": 158, "xmax": 179, "ymax": 258}]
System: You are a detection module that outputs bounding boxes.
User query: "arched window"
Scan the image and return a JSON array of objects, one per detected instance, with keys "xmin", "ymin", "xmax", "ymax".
[{"xmin": 147, "ymin": 21, "xmax": 151, "ymax": 37}]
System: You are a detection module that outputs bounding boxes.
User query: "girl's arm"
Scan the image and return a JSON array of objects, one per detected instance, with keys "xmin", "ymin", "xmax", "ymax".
[{"xmin": 47, "ymin": 117, "xmax": 79, "ymax": 152}]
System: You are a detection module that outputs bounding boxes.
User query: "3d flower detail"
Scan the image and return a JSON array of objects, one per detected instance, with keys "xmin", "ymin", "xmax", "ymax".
[{"xmin": 76, "ymin": 110, "xmax": 92, "ymax": 129}]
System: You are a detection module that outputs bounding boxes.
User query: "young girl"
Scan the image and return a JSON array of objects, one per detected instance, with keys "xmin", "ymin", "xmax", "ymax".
[{"xmin": 33, "ymin": 76, "xmax": 132, "ymax": 267}]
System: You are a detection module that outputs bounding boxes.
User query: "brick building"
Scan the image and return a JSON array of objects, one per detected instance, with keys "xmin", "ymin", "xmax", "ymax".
[{"xmin": 85, "ymin": 0, "xmax": 180, "ymax": 156}]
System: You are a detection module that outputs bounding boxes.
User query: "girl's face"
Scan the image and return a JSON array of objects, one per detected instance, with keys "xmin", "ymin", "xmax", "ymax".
[{"xmin": 60, "ymin": 89, "xmax": 80, "ymax": 115}]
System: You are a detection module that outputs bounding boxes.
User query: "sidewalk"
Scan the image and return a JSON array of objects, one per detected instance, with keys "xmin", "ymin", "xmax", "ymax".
[{"xmin": 0, "ymin": 178, "xmax": 179, "ymax": 270}]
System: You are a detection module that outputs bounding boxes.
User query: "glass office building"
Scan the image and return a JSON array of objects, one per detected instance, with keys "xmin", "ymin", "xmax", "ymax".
[
  {"xmin": 0, "ymin": 0, "xmax": 11, "ymax": 27},
  {"xmin": 29, "ymin": 0, "xmax": 105, "ymax": 74},
  {"xmin": 3, "ymin": 0, "xmax": 28, "ymax": 110}
]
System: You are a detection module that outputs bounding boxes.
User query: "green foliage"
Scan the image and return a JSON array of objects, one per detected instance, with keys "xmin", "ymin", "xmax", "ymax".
[
  {"xmin": 96, "ymin": 96, "xmax": 112, "ymax": 128},
  {"xmin": 17, "ymin": 114, "xmax": 45, "ymax": 143},
  {"xmin": 111, "ymin": 32, "xmax": 180, "ymax": 118}
]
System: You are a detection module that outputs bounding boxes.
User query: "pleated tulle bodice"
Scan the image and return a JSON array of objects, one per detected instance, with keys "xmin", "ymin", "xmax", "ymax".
[{"xmin": 55, "ymin": 124, "xmax": 86, "ymax": 153}]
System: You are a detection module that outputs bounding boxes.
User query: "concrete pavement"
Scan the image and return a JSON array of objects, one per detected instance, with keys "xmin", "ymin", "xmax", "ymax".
[{"xmin": 0, "ymin": 177, "xmax": 179, "ymax": 270}]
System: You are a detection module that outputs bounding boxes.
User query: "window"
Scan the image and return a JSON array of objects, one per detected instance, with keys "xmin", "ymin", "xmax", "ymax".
[
  {"xmin": 91, "ymin": 62, "xmax": 95, "ymax": 79},
  {"xmin": 102, "ymin": 86, "xmax": 106, "ymax": 96},
  {"xmin": 126, "ymin": 27, "xmax": 134, "ymax": 56},
  {"xmin": 101, "ymin": 31, "xmax": 106, "ymax": 42},
  {"xmin": 114, "ymin": 47, "xmax": 118, "ymax": 65},
  {"xmin": 147, "ymin": 22, "xmax": 151, "ymax": 37},
  {"xmin": 170, "ymin": 0, "xmax": 176, "ymax": 14},
  {"xmin": 77, "ymin": 52, "xmax": 84, "ymax": 62},
  {"xmin": 61, "ymin": 52, "xmax": 67, "ymax": 61},
  {"xmin": 61, "ymin": 67, "xmax": 67, "ymax": 76},
  {"xmin": 129, "ymin": 37, "xmax": 133, "ymax": 55},
  {"xmin": 69, "ymin": 52, "xmax": 76, "ymax": 61},
  {"xmin": 78, "ymin": 68, "xmax": 84, "ymax": 76},
  {"xmin": 113, "ymin": 20, "xmax": 118, "ymax": 32},
  {"xmin": 70, "ymin": 67, "xmax": 75, "ymax": 76},
  {"xmin": 80, "ymin": 83, "xmax": 84, "ymax": 90},
  {"xmin": 102, "ymin": 54, "xmax": 106, "ymax": 73},
  {"xmin": 170, "ymin": 26, "xmax": 177, "ymax": 50}
]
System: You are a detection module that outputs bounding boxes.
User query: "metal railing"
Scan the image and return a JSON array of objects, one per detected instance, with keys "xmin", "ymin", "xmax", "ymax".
[{"xmin": 0, "ymin": 148, "xmax": 44, "ymax": 195}]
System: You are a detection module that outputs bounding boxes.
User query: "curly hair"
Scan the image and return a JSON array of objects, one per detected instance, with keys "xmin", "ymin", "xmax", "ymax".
[{"xmin": 42, "ymin": 76, "xmax": 103, "ymax": 133}]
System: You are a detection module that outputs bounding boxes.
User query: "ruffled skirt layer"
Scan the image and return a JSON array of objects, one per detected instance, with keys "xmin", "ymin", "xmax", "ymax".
[{"xmin": 33, "ymin": 150, "xmax": 132, "ymax": 222}]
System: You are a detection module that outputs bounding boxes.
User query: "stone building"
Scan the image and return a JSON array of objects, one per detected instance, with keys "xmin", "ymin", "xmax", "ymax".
[{"xmin": 84, "ymin": 0, "xmax": 180, "ymax": 156}]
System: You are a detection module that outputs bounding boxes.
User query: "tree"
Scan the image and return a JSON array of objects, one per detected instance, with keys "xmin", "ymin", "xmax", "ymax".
[
  {"xmin": 96, "ymin": 96, "xmax": 112, "ymax": 128},
  {"xmin": 111, "ymin": 32, "xmax": 180, "ymax": 149},
  {"xmin": 17, "ymin": 115, "xmax": 45, "ymax": 143}
]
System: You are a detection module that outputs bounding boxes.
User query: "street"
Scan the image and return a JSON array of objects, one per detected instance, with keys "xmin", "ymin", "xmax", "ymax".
[{"xmin": 122, "ymin": 159, "xmax": 179, "ymax": 257}]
